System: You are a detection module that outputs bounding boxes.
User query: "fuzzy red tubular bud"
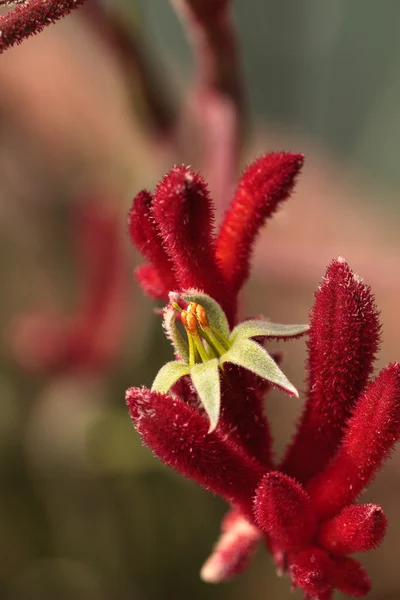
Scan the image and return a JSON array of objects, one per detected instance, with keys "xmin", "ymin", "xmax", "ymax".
[
  {"xmin": 126, "ymin": 387, "xmax": 264, "ymax": 520},
  {"xmin": 215, "ymin": 152, "xmax": 304, "ymax": 292},
  {"xmin": 152, "ymin": 166, "xmax": 230, "ymax": 312},
  {"xmin": 128, "ymin": 190, "xmax": 178, "ymax": 299},
  {"xmin": 308, "ymin": 363, "xmax": 400, "ymax": 520},
  {"xmin": 200, "ymin": 511, "xmax": 261, "ymax": 582},
  {"xmin": 254, "ymin": 472, "xmax": 317, "ymax": 550},
  {"xmin": 0, "ymin": 0, "xmax": 87, "ymax": 53},
  {"xmin": 318, "ymin": 504, "xmax": 387, "ymax": 555},
  {"xmin": 290, "ymin": 547, "xmax": 334, "ymax": 598},
  {"xmin": 281, "ymin": 258, "xmax": 381, "ymax": 484},
  {"xmin": 332, "ymin": 556, "xmax": 371, "ymax": 597}
]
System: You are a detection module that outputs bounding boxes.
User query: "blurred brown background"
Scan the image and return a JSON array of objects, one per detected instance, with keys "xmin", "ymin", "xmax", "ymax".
[{"xmin": 0, "ymin": 1, "xmax": 400, "ymax": 599}]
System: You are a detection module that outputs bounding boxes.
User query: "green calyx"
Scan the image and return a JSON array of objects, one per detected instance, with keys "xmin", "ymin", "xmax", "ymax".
[{"xmin": 152, "ymin": 291, "xmax": 309, "ymax": 432}]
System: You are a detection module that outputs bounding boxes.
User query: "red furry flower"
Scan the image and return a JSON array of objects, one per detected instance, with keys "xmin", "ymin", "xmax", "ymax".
[
  {"xmin": 10, "ymin": 196, "xmax": 127, "ymax": 373},
  {"xmin": 127, "ymin": 155, "xmax": 400, "ymax": 599}
]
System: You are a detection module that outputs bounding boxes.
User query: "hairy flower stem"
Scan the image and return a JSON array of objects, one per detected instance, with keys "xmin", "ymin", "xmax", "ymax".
[{"xmin": 0, "ymin": 0, "xmax": 87, "ymax": 53}]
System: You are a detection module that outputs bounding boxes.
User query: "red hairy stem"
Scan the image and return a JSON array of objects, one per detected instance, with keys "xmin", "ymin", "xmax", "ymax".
[
  {"xmin": 216, "ymin": 153, "xmax": 304, "ymax": 292},
  {"xmin": 218, "ymin": 366, "xmax": 274, "ymax": 470},
  {"xmin": 152, "ymin": 165, "xmax": 234, "ymax": 319},
  {"xmin": 332, "ymin": 556, "xmax": 371, "ymax": 598},
  {"xmin": 254, "ymin": 472, "xmax": 317, "ymax": 551},
  {"xmin": 128, "ymin": 190, "xmax": 178, "ymax": 299},
  {"xmin": 0, "ymin": 0, "xmax": 87, "ymax": 53},
  {"xmin": 282, "ymin": 258, "xmax": 380, "ymax": 484},
  {"xmin": 318, "ymin": 504, "xmax": 387, "ymax": 555},
  {"xmin": 290, "ymin": 547, "xmax": 334, "ymax": 598},
  {"xmin": 200, "ymin": 510, "xmax": 261, "ymax": 582},
  {"xmin": 172, "ymin": 0, "xmax": 243, "ymax": 209},
  {"xmin": 126, "ymin": 387, "xmax": 265, "ymax": 520},
  {"xmin": 307, "ymin": 363, "xmax": 400, "ymax": 520}
]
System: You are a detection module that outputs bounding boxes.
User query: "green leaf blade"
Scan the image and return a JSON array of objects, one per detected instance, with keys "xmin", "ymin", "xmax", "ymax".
[
  {"xmin": 230, "ymin": 320, "xmax": 310, "ymax": 342},
  {"xmin": 221, "ymin": 339, "xmax": 299, "ymax": 397},
  {"xmin": 190, "ymin": 358, "xmax": 221, "ymax": 432},
  {"xmin": 151, "ymin": 361, "xmax": 190, "ymax": 394}
]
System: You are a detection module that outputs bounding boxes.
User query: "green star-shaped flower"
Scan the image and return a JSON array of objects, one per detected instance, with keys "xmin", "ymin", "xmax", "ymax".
[{"xmin": 152, "ymin": 291, "xmax": 309, "ymax": 432}]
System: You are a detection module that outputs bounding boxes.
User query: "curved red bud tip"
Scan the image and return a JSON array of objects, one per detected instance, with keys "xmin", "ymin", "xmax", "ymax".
[
  {"xmin": 290, "ymin": 547, "xmax": 334, "ymax": 597},
  {"xmin": 126, "ymin": 386, "xmax": 264, "ymax": 519},
  {"xmin": 216, "ymin": 152, "xmax": 304, "ymax": 292},
  {"xmin": 152, "ymin": 166, "xmax": 227, "ymax": 307},
  {"xmin": 254, "ymin": 472, "xmax": 317, "ymax": 550},
  {"xmin": 332, "ymin": 556, "xmax": 371, "ymax": 597},
  {"xmin": 281, "ymin": 258, "xmax": 381, "ymax": 484},
  {"xmin": 318, "ymin": 504, "xmax": 387, "ymax": 555}
]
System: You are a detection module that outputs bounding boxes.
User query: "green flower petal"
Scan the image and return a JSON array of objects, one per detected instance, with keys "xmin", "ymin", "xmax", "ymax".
[
  {"xmin": 190, "ymin": 358, "xmax": 221, "ymax": 432},
  {"xmin": 163, "ymin": 306, "xmax": 189, "ymax": 362},
  {"xmin": 151, "ymin": 361, "xmax": 190, "ymax": 394},
  {"xmin": 230, "ymin": 320, "xmax": 310, "ymax": 342},
  {"xmin": 175, "ymin": 291, "xmax": 230, "ymax": 339},
  {"xmin": 221, "ymin": 339, "xmax": 299, "ymax": 397}
]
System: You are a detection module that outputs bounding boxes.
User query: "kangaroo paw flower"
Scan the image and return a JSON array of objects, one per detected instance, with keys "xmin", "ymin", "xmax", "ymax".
[{"xmin": 127, "ymin": 155, "xmax": 399, "ymax": 599}]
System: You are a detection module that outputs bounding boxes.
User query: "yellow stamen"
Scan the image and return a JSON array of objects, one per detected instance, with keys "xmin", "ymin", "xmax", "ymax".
[
  {"xmin": 181, "ymin": 310, "xmax": 199, "ymax": 335},
  {"xmin": 195, "ymin": 304, "xmax": 210, "ymax": 328}
]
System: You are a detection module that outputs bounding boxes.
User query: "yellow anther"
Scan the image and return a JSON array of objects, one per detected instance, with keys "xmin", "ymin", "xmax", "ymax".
[
  {"xmin": 181, "ymin": 310, "xmax": 199, "ymax": 335},
  {"xmin": 195, "ymin": 304, "xmax": 209, "ymax": 328}
]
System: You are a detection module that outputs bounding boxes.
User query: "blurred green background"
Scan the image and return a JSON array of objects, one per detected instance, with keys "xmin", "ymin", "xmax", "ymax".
[{"xmin": 0, "ymin": 1, "xmax": 400, "ymax": 599}]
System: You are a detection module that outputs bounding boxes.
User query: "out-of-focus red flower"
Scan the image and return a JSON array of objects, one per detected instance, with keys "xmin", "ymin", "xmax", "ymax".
[
  {"xmin": 126, "ymin": 153, "xmax": 400, "ymax": 599},
  {"xmin": 9, "ymin": 195, "xmax": 128, "ymax": 374}
]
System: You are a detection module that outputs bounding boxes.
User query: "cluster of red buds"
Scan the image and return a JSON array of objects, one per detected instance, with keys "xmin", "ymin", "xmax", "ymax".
[{"xmin": 126, "ymin": 151, "xmax": 400, "ymax": 599}]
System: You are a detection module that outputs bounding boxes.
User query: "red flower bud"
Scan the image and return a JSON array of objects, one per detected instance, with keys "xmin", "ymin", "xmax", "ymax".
[
  {"xmin": 152, "ymin": 166, "xmax": 231, "ymax": 315},
  {"xmin": 282, "ymin": 258, "xmax": 380, "ymax": 484},
  {"xmin": 200, "ymin": 511, "xmax": 261, "ymax": 582},
  {"xmin": 126, "ymin": 387, "xmax": 264, "ymax": 519},
  {"xmin": 254, "ymin": 472, "xmax": 317, "ymax": 551},
  {"xmin": 216, "ymin": 152, "xmax": 304, "ymax": 292},
  {"xmin": 332, "ymin": 556, "xmax": 371, "ymax": 598},
  {"xmin": 318, "ymin": 504, "xmax": 387, "ymax": 554},
  {"xmin": 290, "ymin": 547, "xmax": 334, "ymax": 597}
]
